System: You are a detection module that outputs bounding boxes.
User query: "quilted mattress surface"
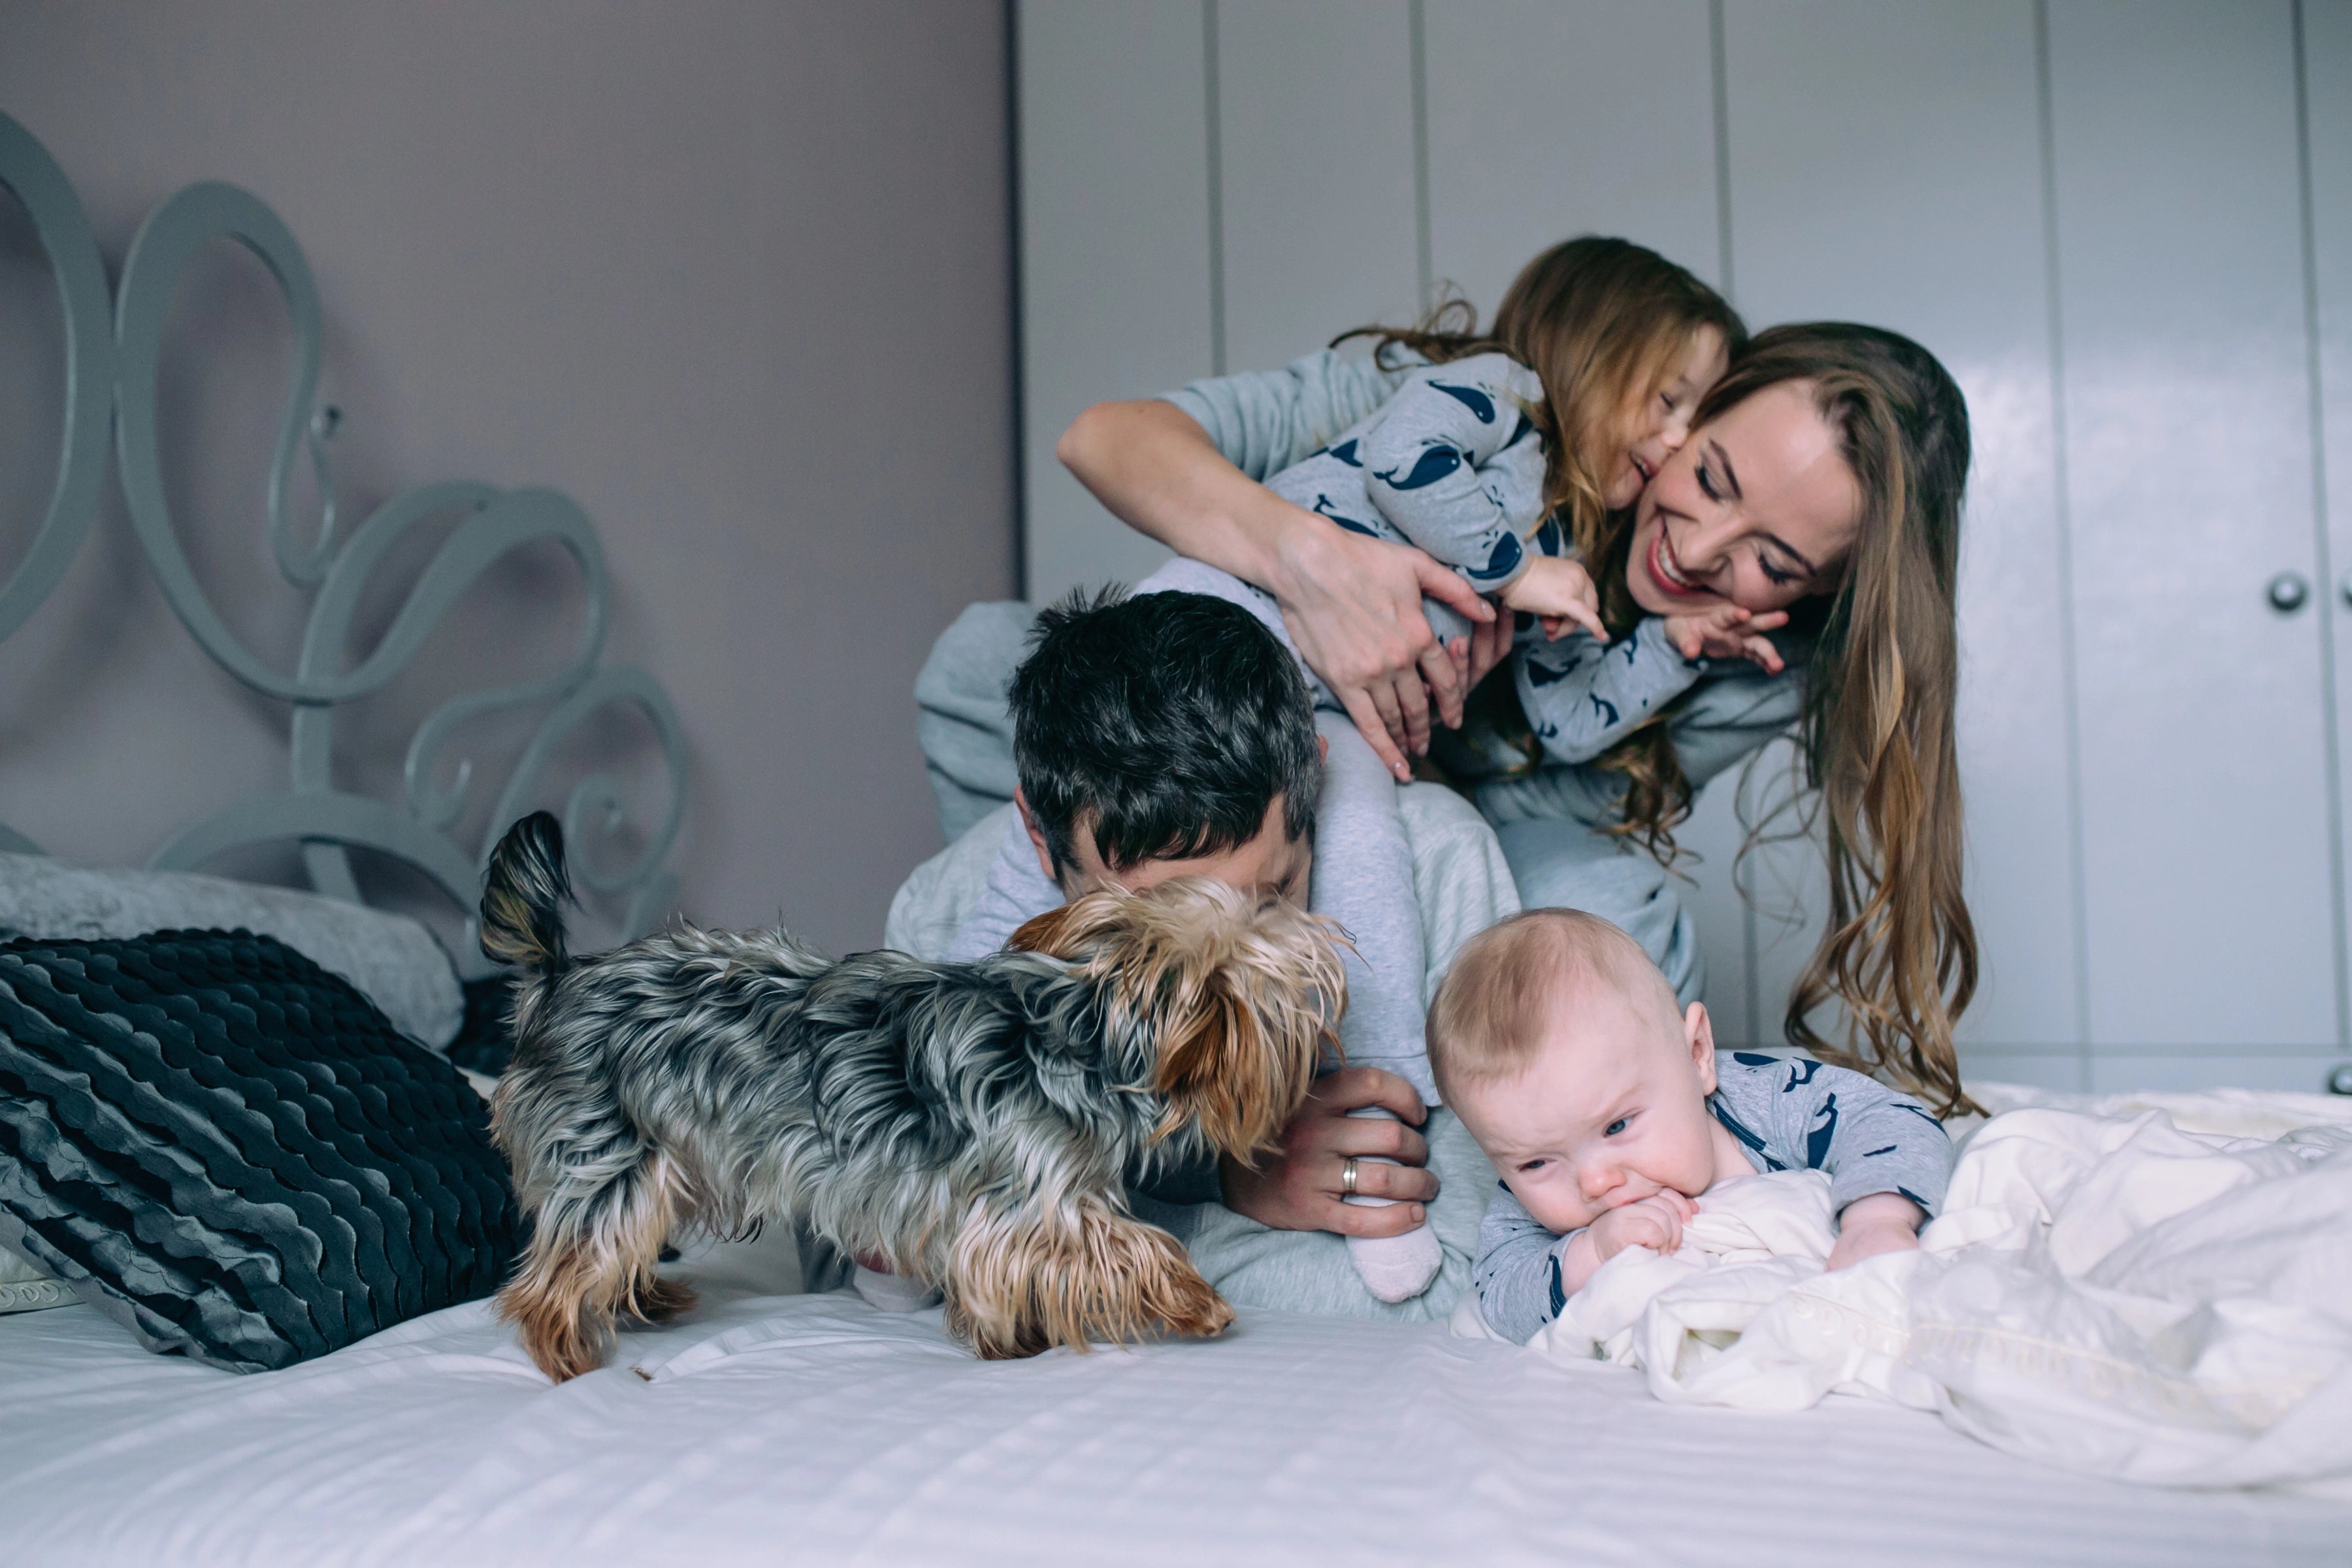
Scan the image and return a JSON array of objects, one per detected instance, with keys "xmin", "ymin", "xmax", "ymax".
[{"xmin": 1, "ymin": 1225, "xmax": 2345, "ymax": 1568}]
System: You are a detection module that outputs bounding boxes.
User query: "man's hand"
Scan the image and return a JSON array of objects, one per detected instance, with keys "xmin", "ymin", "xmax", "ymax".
[
  {"xmin": 1827, "ymin": 1192, "xmax": 1924, "ymax": 1271},
  {"xmin": 1460, "ymin": 600, "xmax": 1515, "ymax": 690},
  {"xmin": 1663, "ymin": 603, "xmax": 1790, "ymax": 673},
  {"xmin": 1218, "ymin": 1066, "xmax": 1437, "ymax": 1237}
]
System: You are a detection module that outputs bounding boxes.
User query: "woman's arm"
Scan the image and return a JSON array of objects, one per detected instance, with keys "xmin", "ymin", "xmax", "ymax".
[{"xmin": 1058, "ymin": 398, "xmax": 1496, "ymax": 779}]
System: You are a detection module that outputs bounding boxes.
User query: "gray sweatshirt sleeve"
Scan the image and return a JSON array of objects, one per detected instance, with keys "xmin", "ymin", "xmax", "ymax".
[
  {"xmin": 1160, "ymin": 351, "xmax": 1410, "ymax": 481},
  {"xmin": 1358, "ymin": 357, "xmax": 1546, "ymax": 591},
  {"xmin": 946, "ymin": 811, "xmax": 1062, "ymax": 961},
  {"xmin": 1515, "ymin": 618, "xmax": 1710, "ymax": 764},
  {"xmin": 1472, "ymin": 1184, "xmax": 1576, "ymax": 1345},
  {"xmin": 1665, "ymin": 656, "xmax": 1806, "ymax": 793},
  {"xmin": 1710, "ymin": 1054, "xmax": 1955, "ymax": 1217}
]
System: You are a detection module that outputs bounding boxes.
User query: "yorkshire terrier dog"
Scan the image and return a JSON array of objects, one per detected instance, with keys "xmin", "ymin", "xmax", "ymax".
[{"xmin": 480, "ymin": 811, "xmax": 1347, "ymax": 1382}]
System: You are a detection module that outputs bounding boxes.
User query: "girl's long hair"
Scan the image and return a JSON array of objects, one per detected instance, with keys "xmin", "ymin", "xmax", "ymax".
[{"xmin": 1338, "ymin": 237, "xmax": 1746, "ymax": 555}]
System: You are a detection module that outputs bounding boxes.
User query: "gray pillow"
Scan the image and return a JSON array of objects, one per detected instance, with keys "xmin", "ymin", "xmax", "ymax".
[{"xmin": 0, "ymin": 854, "xmax": 462, "ymax": 1049}]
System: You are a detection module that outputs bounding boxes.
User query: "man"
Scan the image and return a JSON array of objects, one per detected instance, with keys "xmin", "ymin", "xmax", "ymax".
[{"xmin": 900, "ymin": 589, "xmax": 1518, "ymax": 1316}]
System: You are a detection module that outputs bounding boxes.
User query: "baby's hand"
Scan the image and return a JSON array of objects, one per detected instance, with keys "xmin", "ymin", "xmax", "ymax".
[
  {"xmin": 1663, "ymin": 603, "xmax": 1789, "ymax": 673},
  {"xmin": 1588, "ymin": 1190, "xmax": 1697, "ymax": 1264},
  {"xmin": 1825, "ymin": 1192, "xmax": 1925, "ymax": 1271},
  {"xmin": 1498, "ymin": 556, "xmax": 1607, "ymax": 643}
]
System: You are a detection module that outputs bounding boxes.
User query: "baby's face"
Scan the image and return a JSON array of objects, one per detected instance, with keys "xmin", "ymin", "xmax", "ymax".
[
  {"xmin": 1452, "ymin": 983, "xmax": 1731, "ymax": 1237},
  {"xmin": 1601, "ymin": 325, "xmax": 1731, "ymax": 512}
]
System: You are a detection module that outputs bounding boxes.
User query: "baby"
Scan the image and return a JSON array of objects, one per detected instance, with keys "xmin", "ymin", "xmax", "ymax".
[{"xmin": 1429, "ymin": 908, "xmax": 1953, "ymax": 1345}]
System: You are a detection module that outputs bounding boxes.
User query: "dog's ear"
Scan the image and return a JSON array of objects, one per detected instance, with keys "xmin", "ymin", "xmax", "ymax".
[
  {"xmin": 1057, "ymin": 879, "xmax": 1344, "ymax": 1162},
  {"xmin": 1007, "ymin": 898, "xmax": 1116, "ymax": 960}
]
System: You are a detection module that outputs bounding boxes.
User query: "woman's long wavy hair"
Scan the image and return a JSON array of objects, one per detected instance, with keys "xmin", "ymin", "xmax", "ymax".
[
  {"xmin": 1737, "ymin": 325, "xmax": 1978, "ymax": 1115},
  {"xmin": 1347, "ymin": 253, "xmax": 1977, "ymax": 1112},
  {"xmin": 1626, "ymin": 325, "xmax": 1979, "ymax": 1115},
  {"xmin": 1338, "ymin": 237, "xmax": 1746, "ymax": 553}
]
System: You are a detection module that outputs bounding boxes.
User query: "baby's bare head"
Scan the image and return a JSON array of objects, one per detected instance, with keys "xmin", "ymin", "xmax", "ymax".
[
  {"xmin": 1430, "ymin": 910, "xmax": 1724, "ymax": 1233},
  {"xmin": 1428, "ymin": 909, "xmax": 1682, "ymax": 1101}
]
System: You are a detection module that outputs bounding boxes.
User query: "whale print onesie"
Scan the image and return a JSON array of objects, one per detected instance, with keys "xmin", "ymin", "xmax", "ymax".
[{"xmin": 1471, "ymin": 1053, "xmax": 1955, "ymax": 1345}]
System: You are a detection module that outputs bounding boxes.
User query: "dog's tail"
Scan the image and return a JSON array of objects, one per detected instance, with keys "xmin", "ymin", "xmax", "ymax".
[{"xmin": 482, "ymin": 810, "xmax": 576, "ymax": 978}]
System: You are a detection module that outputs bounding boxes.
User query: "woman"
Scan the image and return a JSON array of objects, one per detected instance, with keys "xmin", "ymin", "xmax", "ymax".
[{"xmin": 1058, "ymin": 312, "xmax": 1977, "ymax": 1119}]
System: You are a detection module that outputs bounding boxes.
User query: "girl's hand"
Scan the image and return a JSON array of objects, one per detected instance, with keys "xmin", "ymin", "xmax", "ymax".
[
  {"xmin": 1498, "ymin": 556, "xmax": 1609, "ymax": 643},
  {"xmin": 1663, "ymin": 604, "xmax": 1791, "ymax": 674},
  {"xmin": 1271, "ymin": 521, "xmax": 1496, "ymax": 779}
]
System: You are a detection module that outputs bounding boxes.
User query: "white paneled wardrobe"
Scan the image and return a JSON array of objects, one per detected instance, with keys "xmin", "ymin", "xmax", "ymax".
[{"xmin": 1014, "ymin": 0, "xmax": 2352, "ymax": 1094}]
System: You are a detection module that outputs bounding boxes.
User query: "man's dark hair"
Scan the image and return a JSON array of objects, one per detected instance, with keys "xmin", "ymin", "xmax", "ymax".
[{"xmin": 1009, "ymin": 587, "xmax": 1319, "ymax": 876}]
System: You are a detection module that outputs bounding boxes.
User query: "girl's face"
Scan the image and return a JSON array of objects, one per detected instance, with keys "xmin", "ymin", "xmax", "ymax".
[
  {"xmin": 1601, "ymin": 325, "xmax": 1732, "ymax": 511},
  {"xmin": 1624, "ymin": 380, "xmax": 1862, "ymax": 618}
]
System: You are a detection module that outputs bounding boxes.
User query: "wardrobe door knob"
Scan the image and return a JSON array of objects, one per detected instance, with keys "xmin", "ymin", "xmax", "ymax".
[
  {"xmin": 2268, "ymin": 571, "xmax": 2311, "ymax": 613},
  {"xmin": 2340, "ymin": 571, "xmax": 2352, "ymax": 608}
]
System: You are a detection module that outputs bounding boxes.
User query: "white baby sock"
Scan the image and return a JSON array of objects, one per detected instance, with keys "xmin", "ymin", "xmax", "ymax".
[
  {"xmin": 852, "ymin": 1263, "xmax": 942, "ymax": 1314},
  {"xmin": 1343, "ymin": 1105, "xmax": 1443, "ymax": 1302}
]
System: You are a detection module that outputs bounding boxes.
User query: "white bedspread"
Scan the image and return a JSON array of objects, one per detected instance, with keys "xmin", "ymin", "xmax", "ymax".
[
  {"xmin": 5, "ymin": 1229, "xmax": 2349, "ymax": 1565},
  {"xmin": 1462, "ymin": 1098, "xmax": 2352, "ymax": 1497}
]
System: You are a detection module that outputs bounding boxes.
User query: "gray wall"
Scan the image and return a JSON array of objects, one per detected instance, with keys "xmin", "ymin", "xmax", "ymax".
[{"xmin": 0, "ymin": 0, "xmax": 1015, "ymax": 955}]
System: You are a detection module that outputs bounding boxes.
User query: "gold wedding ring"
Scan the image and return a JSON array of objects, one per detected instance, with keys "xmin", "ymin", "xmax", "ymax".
[{"xmin": 1341, "ymin": 1156, "xmax": 1360, "ymax": 1196}]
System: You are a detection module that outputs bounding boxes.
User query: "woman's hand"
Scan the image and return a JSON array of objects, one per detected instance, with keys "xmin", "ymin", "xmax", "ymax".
[
  {"xmin": 1269, "ymin": 519, "xmax": 1496, "ymax": 779},
  {"xmin": 1663, "ymin": 604, "xmax": 1791, "ymax": 674}
]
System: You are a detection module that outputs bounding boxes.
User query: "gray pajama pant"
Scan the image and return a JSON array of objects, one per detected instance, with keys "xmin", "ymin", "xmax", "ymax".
[{"xmin": 1130, "ymin": 557, "xmax": 1436, "ymax": 1104}]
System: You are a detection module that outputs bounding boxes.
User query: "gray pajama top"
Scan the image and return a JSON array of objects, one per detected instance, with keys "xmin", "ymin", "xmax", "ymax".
[
  {"xmin": 1262, "ymin": 352, "xmax": 1551, "ymax": 594},
  {"xmin": 1472, "ymin": 1052, "xmax": 1954, "ymax": 1345},
  {"xmin": 1164, "ymin": 351, "xmax": 1799, "ymax": 770}
]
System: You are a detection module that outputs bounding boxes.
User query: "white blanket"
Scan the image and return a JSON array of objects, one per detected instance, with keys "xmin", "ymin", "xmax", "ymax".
[{"xmin": 1457, "ymin": 1092, "xmax": 2352, "ymax": 1495}]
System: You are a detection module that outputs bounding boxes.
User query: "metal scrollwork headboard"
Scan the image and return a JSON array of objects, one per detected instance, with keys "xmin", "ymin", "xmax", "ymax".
[{"xmin": 0, "ymin": 112, "xmax": 686, "ymax": 978}]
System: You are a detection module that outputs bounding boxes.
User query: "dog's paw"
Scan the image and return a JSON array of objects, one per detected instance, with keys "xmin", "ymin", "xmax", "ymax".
[{"xmin": 1154, "ymin": 1275, "xmax": 1235, "ymax": 1340}]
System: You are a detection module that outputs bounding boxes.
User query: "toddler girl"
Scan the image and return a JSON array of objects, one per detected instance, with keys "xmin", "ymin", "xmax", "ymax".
[{"xmin": 1134, "ymin": 238, "xmax": 1747, "ymax": 1301}]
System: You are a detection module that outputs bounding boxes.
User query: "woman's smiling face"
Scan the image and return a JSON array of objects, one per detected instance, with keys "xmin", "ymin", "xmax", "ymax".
[{"xmin": 1624, "ymin": 380, "xmax": 1863, "ymax": 618}]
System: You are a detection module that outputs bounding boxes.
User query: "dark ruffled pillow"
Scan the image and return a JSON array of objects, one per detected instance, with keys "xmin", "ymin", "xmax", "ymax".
[{"xmin": 0, "ymin": 929, "xmax": 519, "ymax": 1371}]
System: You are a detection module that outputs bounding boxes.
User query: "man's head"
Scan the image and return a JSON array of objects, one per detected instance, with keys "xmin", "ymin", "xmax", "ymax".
[
  {"xmin": 1429, "ymin": 909, "xmax": 1723, "ymax": 1235},
  {"xmin": 1008, "ymin": 588, "xmax": 1321, "ymax": 902}
]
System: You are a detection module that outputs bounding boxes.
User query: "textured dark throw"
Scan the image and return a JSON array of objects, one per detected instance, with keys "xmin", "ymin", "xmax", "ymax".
[{"xmin": 0, "ymin": 929, "xmax": 519, "ymax": 1372}]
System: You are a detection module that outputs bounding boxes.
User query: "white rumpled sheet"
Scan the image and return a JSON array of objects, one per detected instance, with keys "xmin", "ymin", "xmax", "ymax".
[{"xmin": 1456, "ymin": 1095, "xmax": 2352, "ymax": 1495}]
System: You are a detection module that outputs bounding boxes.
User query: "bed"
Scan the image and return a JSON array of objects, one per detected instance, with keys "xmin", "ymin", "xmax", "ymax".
[{"xmin": 3, "ymin": 112, "xmax": 2348, "ymax": 1567}]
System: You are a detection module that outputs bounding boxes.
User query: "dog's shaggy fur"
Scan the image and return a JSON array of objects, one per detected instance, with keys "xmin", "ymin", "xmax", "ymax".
[{"xmin": 481, "ymin": 811, "xmax": 1346, "ymax": 1382}]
